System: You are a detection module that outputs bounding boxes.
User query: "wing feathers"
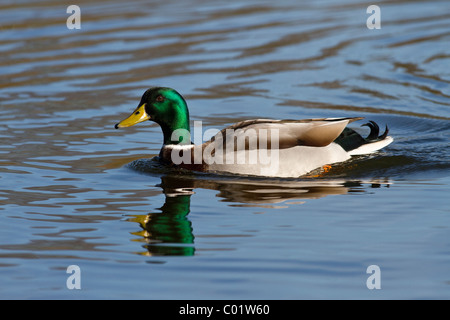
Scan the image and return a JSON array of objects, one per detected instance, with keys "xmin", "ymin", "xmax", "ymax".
[{"xmin": 206, "ymin": 117, "xmax": 363, "ymax": 151}]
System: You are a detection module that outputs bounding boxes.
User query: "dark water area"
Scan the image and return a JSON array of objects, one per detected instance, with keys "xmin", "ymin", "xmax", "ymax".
[{"xmin": 0, "ymin": 0, "xmax": 449, "ymax": 299}]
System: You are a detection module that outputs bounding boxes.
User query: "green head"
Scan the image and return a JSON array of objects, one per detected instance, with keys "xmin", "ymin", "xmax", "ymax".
[{"xmin": 115, "ymin": 87, "xmax": 191, "ymax": 145}]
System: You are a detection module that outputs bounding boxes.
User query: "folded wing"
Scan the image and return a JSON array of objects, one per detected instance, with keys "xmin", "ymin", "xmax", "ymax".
[{"xmin": 206, "ymin": 117, "xmax": 363, "ymax": 151}]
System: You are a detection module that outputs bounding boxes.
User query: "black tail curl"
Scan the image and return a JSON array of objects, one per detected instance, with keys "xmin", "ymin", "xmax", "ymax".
[
  {"xmin": 361, "ymin": 120, "xmax": 389, "ymax": 141},
  {"xmin": 334, "ymin": 120, "xmax": 390, "ymax": 152}
]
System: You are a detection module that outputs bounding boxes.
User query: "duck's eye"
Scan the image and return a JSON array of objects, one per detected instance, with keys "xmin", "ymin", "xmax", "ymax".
[{"xmin": 156, "ymin": 95, "xmax": 165, "ymax": 102}]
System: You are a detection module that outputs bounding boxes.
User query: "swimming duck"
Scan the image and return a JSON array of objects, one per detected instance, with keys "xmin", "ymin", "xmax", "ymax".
[{"xmin": 115, "ymin": 87, "xmax": 393, "ymax": 177}]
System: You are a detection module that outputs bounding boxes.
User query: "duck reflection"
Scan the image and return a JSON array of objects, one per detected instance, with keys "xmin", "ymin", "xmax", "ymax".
[
  {"xmin": 129, "ymin": 165, "xmax": 389, "ymax": 257},
  {"xmin": 129, "ymin": 180, "xmax": 194, "ymax": 257}
]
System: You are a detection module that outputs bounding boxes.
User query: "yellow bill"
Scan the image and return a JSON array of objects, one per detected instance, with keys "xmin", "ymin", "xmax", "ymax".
[{"xmin": 115, "ymin": 103, "xmax": 150, "ymax": 129}]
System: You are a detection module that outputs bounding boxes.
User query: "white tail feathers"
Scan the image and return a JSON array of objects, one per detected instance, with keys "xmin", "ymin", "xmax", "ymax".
[{"xmin": 348, "ymin": 136, "xmax": 394, "ymax": 156}]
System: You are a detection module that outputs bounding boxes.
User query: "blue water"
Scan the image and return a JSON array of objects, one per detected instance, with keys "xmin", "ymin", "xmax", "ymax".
[{"xmin": 0, "ymin": 0, "xmax": 449, "ymax": 299}]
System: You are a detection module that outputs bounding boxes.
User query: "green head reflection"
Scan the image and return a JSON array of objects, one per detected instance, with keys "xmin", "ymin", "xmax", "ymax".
[{"xmin": 130, "ymin": 176, "xmax": 195, "ymax": 256}]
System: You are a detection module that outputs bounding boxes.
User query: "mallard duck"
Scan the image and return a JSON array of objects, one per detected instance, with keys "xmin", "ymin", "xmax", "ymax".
[{"xmin": 115, "ymin": 87, "xmax": 393, "ymax": 178}]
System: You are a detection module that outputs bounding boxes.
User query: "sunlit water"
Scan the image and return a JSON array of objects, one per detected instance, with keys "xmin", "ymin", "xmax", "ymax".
[{"xmin": 0, "ymin": 0, "xmax": 449, "ymax": 299}]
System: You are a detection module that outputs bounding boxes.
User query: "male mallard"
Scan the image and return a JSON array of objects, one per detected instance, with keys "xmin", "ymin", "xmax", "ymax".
[{"xmin": 115, "ymin": 87, "xmax": 393, "ymax": 178}]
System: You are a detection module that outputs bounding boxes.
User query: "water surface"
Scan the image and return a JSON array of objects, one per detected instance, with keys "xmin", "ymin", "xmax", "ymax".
[{"xmin": 0, "ymin": 0, "xmax": 449, "ymax": 299}]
